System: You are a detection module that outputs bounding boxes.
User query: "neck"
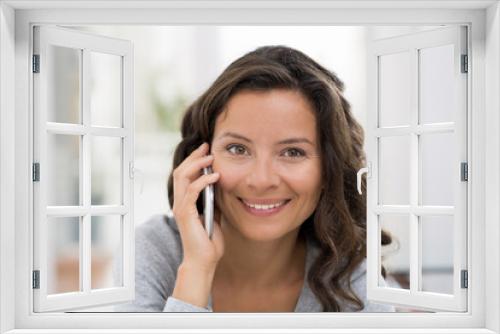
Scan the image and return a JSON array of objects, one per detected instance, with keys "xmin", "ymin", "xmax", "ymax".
[{"xmin": 215, "ymin": 217, "xmax": 307, "ymax": 290}]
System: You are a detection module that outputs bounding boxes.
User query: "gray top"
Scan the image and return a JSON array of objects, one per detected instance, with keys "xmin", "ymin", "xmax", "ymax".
[{"xmin": 114, "ymin": 214, "xmax": 395, "ymax": 312}]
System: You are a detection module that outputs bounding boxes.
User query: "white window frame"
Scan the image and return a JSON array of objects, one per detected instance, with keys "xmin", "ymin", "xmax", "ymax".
[
  {"xmin": 366, "ymin": 25, "xmax": 469, "ymax": 312},
  {"xmin": 0, "ymin": 1, "xmax": 498, "ymax": 333},
  {"xmin": 32, "ymin": 25, "xmax": 135, "ymax": 312}
]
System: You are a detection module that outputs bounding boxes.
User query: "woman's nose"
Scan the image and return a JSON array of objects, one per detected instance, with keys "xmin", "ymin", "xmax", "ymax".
[{"xmin": 245, "ymin": 156, "xmax": 281, "ymax": 190}]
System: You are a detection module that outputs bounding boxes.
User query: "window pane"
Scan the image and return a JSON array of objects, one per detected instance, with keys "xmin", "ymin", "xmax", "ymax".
[
  {"xmin": 47, "ymin": 217, "xmax": 80, "ymax": 294},
  {"xmin": 379, "ymin": 136, "xmax": 410, "ymax": 205},
  {"xmin": 91, "ymin": 136, "xmax": 122, "ymax": 205},
  {"xmin": 379, "ymin": 52, "xmax": 410, "ymax": 127},
  {"xmin": 91, "ymin": 216, "xmax": 123, "ymax": 289},
  {"xmin": 47, "ymin": 133, "xmax": 80, "ymax": 206},
  {"xmin": 90, "ymin": 52, "xmax": 122, "ymax": 127},
  {"xmin": 421, "ymin": 216, "xmax": 454, "ymax": 294},
  {"xmin": 379, "ymin": 214, "xmax": 410, "ymax": 290},
  {"xmin": 420, "ymin": 132, "xmax": 455, "ymax": 206},
  {"xmin": 419, "ymin": 45, "xmax": 455, "ymax": 124},
  {"xmin": 47, "ymin": 45, "xmax": 81, "ymax": 124}
]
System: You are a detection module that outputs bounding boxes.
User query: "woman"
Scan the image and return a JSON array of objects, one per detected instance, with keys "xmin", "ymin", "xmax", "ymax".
[{"xmin": 117, "ymin": 45, "xmax": 394, "ymax": 312}]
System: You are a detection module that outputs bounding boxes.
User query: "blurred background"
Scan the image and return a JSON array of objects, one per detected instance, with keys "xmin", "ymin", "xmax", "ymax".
[{"xmin": 45, "ymin": 25, "xmax": 454, "ymax": 312}]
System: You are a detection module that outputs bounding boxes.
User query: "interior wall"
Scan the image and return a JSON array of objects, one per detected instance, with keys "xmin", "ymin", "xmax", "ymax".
[
  {"xmin": 0, "ymin": 2, "xmax": 16, "ymax": 333},
  {"xmin": 485, "ymin": 3, "xmax": 500, "ymax": 332}
]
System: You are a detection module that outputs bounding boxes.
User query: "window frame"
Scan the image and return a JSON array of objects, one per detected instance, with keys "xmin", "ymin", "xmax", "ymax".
[
  {"xmin": 32, "ymin": 25, "xmax": 135, "ymax": 312},
  {"xmin": 1, "ymin": 1, "xmax": 499, "ymax": 333},
  {"xmin": 366, "ymin": 25, "xmax": 469, "ymax": 312}
]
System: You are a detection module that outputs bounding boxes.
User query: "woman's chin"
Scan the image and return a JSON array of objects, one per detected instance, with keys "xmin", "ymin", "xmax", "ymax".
[
  {"xmin": 231, "ymin": 223, "xmax": 294, "ymax": 243},
  {"xmin": 219, "ymin": 212, "xmax": 299, "ymax": 243}
]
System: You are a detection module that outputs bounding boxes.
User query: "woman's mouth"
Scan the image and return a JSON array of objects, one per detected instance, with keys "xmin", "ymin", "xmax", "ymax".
[{"xmin": 238, "ymin": 198, "xmax": 291, "ymax": 217}]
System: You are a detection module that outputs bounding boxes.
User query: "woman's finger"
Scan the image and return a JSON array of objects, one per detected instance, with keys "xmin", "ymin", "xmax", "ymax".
[
  {"xmin": 175, "ymin": 154, "xmax": 214, "ymax": 181},
  {"xmin": 172, "ymin": 171, "xmax": 219, "ymax": 228},
  {"xmin": 183, "ymin": 172, "xmax": 220, "ymax": 206},
  {"xmin": 173, "ymin": 155, "xmax": 214, "ymax": 205},
  {"xmin": 176, "ymin": 142, "xmax": 210, "ymax": 170}
]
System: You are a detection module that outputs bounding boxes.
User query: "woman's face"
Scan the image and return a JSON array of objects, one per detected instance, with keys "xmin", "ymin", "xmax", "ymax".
[{"xmin": 210, "ymin": 89, "xmax": 322, "ymax": 242}]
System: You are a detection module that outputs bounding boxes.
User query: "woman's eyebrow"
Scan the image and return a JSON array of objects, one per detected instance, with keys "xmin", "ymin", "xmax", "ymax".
[{"xmin": 216, "ymin": 131, "xmax": 315, "ymax": 146}]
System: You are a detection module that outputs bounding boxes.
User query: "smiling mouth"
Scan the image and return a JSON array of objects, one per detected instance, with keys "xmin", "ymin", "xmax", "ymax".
[{"xmin": 238, "ymin": 198, "xmax": 292, "ymax": 210}]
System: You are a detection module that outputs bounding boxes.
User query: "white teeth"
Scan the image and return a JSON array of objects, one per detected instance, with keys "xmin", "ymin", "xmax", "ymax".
[{"xmin": 243, "ymin": 200, "xmax": 287, "ymax": 210}]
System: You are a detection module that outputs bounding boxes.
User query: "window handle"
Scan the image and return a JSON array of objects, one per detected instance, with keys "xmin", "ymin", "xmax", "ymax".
[
  {"xmin": 129, "ymin": 162, "xmax": 145, "ymax": 195},
  {"xmin": 356, "ymin": 162, "xmax": 371, "ymax": 195}
]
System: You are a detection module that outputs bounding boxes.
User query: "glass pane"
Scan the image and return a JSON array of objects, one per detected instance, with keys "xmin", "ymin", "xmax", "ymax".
[
  {"xmin": 90, "ymin": 52, "xmax": 122, "ymax": 127},
  {"xmin": 421, "ymin": 216, "xmax": 454, "ymax": 294},
  {"xmin": 379, "ymin": 136, "xmax": 410, "ymax": 205},
  {"xmin": 91, "ymin": 136, "xmax": 122, "ymax": 205},
  {"xmin": 91, "ymin": 216, "xmax": 123, "ymax": 289},
  {"xmin": 419, "ymin": 45, "xmax": 455, "ymax": 124},
  {"xmin": 47, "ymin": 217, "xmax": 80, "ymax": 294},
  {"xmin": 420, "ymin": 132, "xmax": 455, "ymax": 206},
  {"xmin": 47, "ymin": 45, "xmax": 81, "ymax": 124},
  {"xmin": 379, "ymin": 214, "xmax": 410, "ymax": 290},
  {"xmin": 379, "ymin": 52, "xmax": 411, "ymax": 127},
  {"xmin": 47, "ymin": 133, "xmax": 80, "ymax": 206}
]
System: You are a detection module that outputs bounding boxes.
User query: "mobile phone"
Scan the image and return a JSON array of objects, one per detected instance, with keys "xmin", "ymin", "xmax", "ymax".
[{"xmin": 202, "ymin": 166, "xmax": 214, "ymax": 239}]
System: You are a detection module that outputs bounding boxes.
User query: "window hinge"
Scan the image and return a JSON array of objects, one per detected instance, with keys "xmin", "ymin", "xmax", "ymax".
[
  {"xmin": 461, "ymin": 54, "xmax": 468, "ymax": 73},
  {"xmin": 461, "ymin": 162, "xmax": 468, "ymax": 182},
  {"xmin": 32, "ymin": 270, "xmax": 40, "ymax": 289},
  {"xmin": 33, "ymin": 163, "xmax": 40, "ymax": 182},
  {"xmin": 32, "ymin": 55, "xmax": 40, "ymax": 73},
  {"xmin": 461, "ymin": 270, "xmax": 468, "ymax": 289}
]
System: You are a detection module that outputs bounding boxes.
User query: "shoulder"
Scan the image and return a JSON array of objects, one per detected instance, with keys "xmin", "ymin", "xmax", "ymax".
[
  {"xmin": 305, "ymin": 237, "xmax": 396, "ymax": 312},
  {"xmin": 136, "ymin": 212, "xmax": 180, "ymax": 246},
  {"xmin": 113, "ymin": 213, "xmax": 183, "ymax": 312},
  {"xmin": 136, "ymin": 212, "xmax": 179, "ymax": 238},
  {"xmin": 135, "ymin": 213, "xmax": 183, "ymax": 268},
  {"xmin": 344, "ymin": 258, "xmax": 396, "ymax": 312}
]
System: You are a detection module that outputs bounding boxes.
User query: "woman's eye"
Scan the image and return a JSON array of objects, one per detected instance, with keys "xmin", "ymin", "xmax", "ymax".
[
  {"xmin": 226, "ymin": 144, "xmax": 247, "ymax": 155},
  {"xmin": 283, "ymin": 148, "xmax": 306, "ymax": 158},
  {"xmin": 225, "ymin": 145, "xmax": 306, "ymax": 159}
]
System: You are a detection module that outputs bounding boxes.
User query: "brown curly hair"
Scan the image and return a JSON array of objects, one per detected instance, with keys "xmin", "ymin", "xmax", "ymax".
[{"xmin": 167, "ymin": 45, "xmax": 390, "ymax": 312}]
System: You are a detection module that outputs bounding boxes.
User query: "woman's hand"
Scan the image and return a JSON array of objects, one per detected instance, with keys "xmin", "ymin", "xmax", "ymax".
[{"xmin": 171, "ymin": 142, "xmax": 225, "ymax": 308}]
